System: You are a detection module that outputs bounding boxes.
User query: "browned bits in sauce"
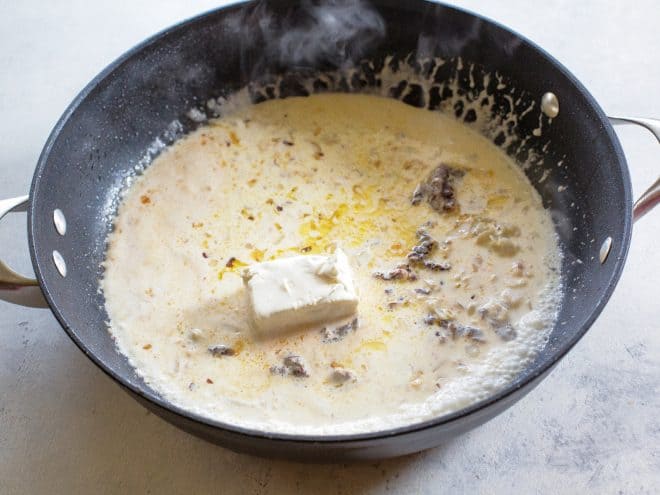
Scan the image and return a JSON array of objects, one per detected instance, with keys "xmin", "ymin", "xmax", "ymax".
[
  {"xmin": 228, "ymin": 131, "xmax": 240, "ymax": 146},
  {"xmin": 239, "ymin": 209, "xmax": 255, "ymax": 221},
  {"xmin": 140, "ymin": 195, "xmax": 151, "ymax": 205},
  {"xmin": 247, "ymin": 178, "xmax": 257, "ymax": 187},
  {"xmin": 276, "ymin": 205, "xmax": 283, "ymax": 212},
  {"xmin": 301, "ymin": 246, "xmax": 312, "ymax": 253},
  {"xmin": 208, "ymin": 344, "xmax": 236, "ymax": 357},
  {"xmin": 142, "ymin": 343, "xmax": 152, "ymax": 350},
  {"xmin": 206, "ymin": 378, "xmax": 214, "ymax": 384},
  {"xmin": 226, "ymin": 257, "xmax": 236, "ymax": 268},
  {"xmin": 192, "ymin": 221, "xmax": 204, "ymax": 229},
  {"xmin": 423, "ymin": 260, "xmax": 452, "ymax": 271},
  {"xmin": 373, "ymin": 264, "xmax": 418, "ymax": 281},
  {"xmin": 282, "ymin": 139, "xmax": 294, "ymax": 146},
  {"xmin": 202, "ymin": 252, "xmax": 208, "ymax": 258},
  {"xmin": 321, "ymin": 318, "xmax": 359, "ymax": 343},
  {"xmin": 412, "ymin": 164, "xmax": 465, "ymax": 212},
  {"xmin": 375, "ymin": 229, "xmax": 451, "ymax": 282},
  {"xmin": 283, "ymin": 355, "xmax": 309, "ymax": 377},
  {"xmin": 271, "ymin": 355, "xmax": 310, "ymax": 378}
]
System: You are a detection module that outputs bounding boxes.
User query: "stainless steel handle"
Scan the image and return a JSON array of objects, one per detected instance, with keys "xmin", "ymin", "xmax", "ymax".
[
  {"xmin": 0, "ymin": 195, "xmax": 48, "ymax": 308},
  {"xmin": 608, "ymin": 116, "xmax": 660, "ymax": 222}
]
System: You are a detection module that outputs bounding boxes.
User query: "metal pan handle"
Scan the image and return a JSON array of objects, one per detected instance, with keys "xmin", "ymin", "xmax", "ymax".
[
  {"xmin": 0, "ymin": 195, "xmax": 48, "ymax": 308},
  {"xmin": 608, "ymin": 116, "xmax": 660, "ymax": 222}
]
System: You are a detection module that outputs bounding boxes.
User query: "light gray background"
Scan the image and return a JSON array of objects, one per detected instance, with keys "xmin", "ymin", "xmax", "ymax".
[{"xmin": 1, "ymin": 1, "xmax": 658, "ymax": 493}]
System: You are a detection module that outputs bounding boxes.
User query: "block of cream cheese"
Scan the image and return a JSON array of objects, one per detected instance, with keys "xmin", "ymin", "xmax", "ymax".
[{"xmin": 242, "ymin": 248, "xmax": 358, "ymax": 333}]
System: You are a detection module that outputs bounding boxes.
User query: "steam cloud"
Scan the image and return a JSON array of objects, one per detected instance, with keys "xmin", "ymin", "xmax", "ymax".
[
  {"xmin": 226, "ymin": 0, "xmax": 386, "ymax": 74},
  {"xmin": 276, "ymin": 0, "xmax": 385, "ymax": 66}
]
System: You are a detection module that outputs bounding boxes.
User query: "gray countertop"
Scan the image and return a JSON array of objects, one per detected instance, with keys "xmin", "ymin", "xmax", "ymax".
[{"xmin": 1, "ymin": 1, "xmax": 658, "ymax": 493}]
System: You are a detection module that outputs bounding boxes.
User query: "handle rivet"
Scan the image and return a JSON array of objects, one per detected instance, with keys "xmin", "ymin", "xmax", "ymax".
[
  {"xmin": 52, "ymin": 250, "xmax": 67, "ymax": 277},
  {"xmin": 599, "ymin": 236, "xmax": 613, "ymax": 264},
  {"xmin": 541, "ymin": 92, "xmax": 559, "ymax": 118},
  {"xmin": 53, "ymin": 209, "xmax": 66, "ymax": 236}
]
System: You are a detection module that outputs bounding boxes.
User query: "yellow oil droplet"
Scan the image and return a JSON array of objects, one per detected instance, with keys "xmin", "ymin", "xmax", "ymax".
[
  {"xmin": 232, "ymin": 339, "xmax": 245, "ymax": 356},
  {"xmin": 358, "ymin": 340, "xmax": 387, "ymax": 352},
  {"xmin": 267, "ymin": 246, "xmax": 307, "ymax": 260},
  {"xmin": 286, "ymin": 186, "xmax": 298, "ymax": 200},
  {"xmin": 487, "ymin": 195, "xmax": 508, "ymax": 209},
  {"xmin": 250, "ymin": 248, "xmax": 265, "ymax": 262},
  {"xmin": 217, "ymin": 258, "xmax": 248, "ymax": 280},
  {"xmin": 386, "ymin": 241, "xmax": 405, "ymax": 257}
]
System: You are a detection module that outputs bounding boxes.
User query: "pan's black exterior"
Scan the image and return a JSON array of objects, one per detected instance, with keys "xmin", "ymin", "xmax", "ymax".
[{"xmin": 27, "ymin": 0, "xmax": 632, "ymax": 460}]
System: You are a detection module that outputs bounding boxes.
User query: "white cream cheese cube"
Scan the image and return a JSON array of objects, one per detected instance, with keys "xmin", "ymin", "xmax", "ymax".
[{"xmin": 242, "ymin": 248, "xmax": 358, "ymax": 333}]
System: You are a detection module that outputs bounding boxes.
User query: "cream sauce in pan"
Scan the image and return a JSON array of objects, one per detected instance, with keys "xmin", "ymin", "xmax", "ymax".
[{"xmin": 102, "ymin": 94, "xmax": 562, "ymax": 434}]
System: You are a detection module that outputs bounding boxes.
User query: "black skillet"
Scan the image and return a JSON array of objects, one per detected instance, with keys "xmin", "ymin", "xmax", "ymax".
[{"xmin": 1, "ymin": 0, "xmax": 658, "ymax": 461}]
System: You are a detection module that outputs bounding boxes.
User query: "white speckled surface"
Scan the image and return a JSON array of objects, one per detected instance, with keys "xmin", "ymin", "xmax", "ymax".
[{"xmin": 1, "ymin": 1, "xmax": 658, "ymax": 493}]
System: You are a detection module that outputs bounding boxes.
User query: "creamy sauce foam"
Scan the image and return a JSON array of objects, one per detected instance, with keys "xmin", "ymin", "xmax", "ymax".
[{"xmin": 102, "ymin": 94, "xmax": 562, "ymax": 435}]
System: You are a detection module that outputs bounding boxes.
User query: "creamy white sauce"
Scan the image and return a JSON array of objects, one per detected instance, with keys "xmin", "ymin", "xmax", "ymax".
[{"xmin": 102, "ymin": 94, "xmax": 562, "ymax": 435}]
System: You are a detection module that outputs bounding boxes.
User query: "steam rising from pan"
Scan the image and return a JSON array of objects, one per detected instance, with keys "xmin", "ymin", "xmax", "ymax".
[
  {"xmin": 278, "ymin": 0, "xmax": 385, "ymax": 66},
  {"xmin": 224, "ymin": 0, "xmax": 385, "ymax": 75}
]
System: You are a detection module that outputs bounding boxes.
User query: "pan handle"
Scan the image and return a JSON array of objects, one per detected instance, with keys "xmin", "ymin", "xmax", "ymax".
[
  {"xmin": 608, "ymin": 116, "xmax": 660, "ymax": 222},
  {"xmin": 0, "ymin": 195, "xmax": 48, "ymax": 308}
]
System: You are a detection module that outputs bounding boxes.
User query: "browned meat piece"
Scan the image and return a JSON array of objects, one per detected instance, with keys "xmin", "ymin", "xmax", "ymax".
[
  {"xmin": 328, "ymin": 367, "xmax": 357, "ymax": 385},
  {"xmin": 407, "ymin": 231, "xmax": 437, "ymax": 263},
  {"xmin": 411, "ymin": 164, "xmax": 465, "ymax": 212},
  {"xmin": 449, "ymin": 323, "xmax": 486, "ymax": 343},
  {"xmin": 282, "ymin": 355, "xmax": 309, "ymax": 377},
  {"xmin": 422, "ymin": 260, "xmax": 452, "ymax": 271},
  {"xmin": 270, "ymin": 354, "xmax": 310, "ymax": 378},
  {"xmin": 373, "ymin": 264, "xmax": 418, "ymax": 281},
  {"xmin": 321, "ymin": 318, "xmax": 358, "ymax": 343},
  {"xmin": 494, "ymin": 324, "xmax": 517, "ymax": 341},
  {"xmin": 424, "ymin": 315, "xmax": 486, "ymax": 344},
  {"xmin": 407, "ymin": 229, "xmax": 452, "ymax": 271},
  {"xmin": 208, "ymin": 344, "xmax": 236, "ymax": 357}
]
